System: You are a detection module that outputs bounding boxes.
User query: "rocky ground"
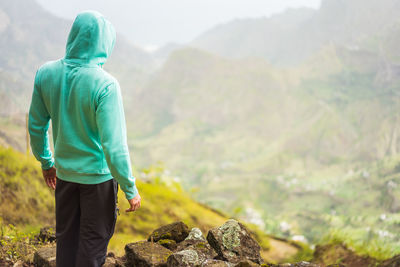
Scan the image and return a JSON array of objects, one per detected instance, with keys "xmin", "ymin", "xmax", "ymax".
[{"xmin": 5, "ymin": 219, "xmax": 400, "ymax": 267}]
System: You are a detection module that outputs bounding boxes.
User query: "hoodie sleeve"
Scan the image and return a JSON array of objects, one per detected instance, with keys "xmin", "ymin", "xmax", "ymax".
[
  {"xmin": 95, "ymin": 80, "xmax": 138, "ymax": 200},
  {"xmin": 28, "ymin": 69, "xmax": 55, "ymax": 170}
]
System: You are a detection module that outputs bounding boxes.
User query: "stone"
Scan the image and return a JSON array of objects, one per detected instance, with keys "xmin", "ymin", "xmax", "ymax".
[
  {"xmin": 148, "ymin": 221, "xmax": 190, "ymax": 243},
  {"xmin": 125, "ymin": 240, "xmax": 172, "ymax": 267},
  {"xmin": 189, "ymin": 241, "xmax": 218, "ymax": 259},
  {"xmin": 207, "ymin": 219, "xmax": 263, "ymax": 264},
  {"xmin": 186, "ymin": 228, "xmax": 207, "ymax": 241},
  {"xmin": 167, "ymin": 241, "xmax": 218, "ymax": 266},
  {"xmin": 202, "ymin": 259, "xmax": 233, "ymax": 267},
  {"xmin": 37, "ymin": 227, "xmax": 56, "ymax": 243},
  {"xmin": 33, "ymin": 245, "xmax": 56, "ymax": 267},
  {"xmin": 103, "ymin": 253, "xmax": 126, "ymax": 267},
  {"xmin": 167, "ymin": 249, "xmax": 202, "ymax": 267},
  {"xmin": 158, "ymin": 239, "xmax": 178, "ymax": 251},
  {"xmin": 103, "ymin": 256, "xmax": 118, "ymax": 267}
]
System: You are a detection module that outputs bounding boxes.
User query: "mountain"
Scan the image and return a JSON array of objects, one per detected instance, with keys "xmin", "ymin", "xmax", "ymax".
[
  {"xmin": 191, "ymin": 0, "xmax": 400, "ymax": 66},
  {"xmin": 125, "ymin": 29, "xmax": 400, "ymax": 254}
]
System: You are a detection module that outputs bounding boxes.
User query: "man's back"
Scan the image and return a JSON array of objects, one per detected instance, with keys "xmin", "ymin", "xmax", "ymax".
[
  {"xmin": 36, "ymin": 60, "xmax": 117, "ymax": 178},
  {"xmin": 29, "ymin": 10, "xmax": 138, "ymax": 199}
]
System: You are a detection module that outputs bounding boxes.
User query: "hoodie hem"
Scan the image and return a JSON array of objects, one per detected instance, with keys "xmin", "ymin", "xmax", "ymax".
[{"xmin": 57, "ymin": 168, "xmax": 113, "ymax": 184}]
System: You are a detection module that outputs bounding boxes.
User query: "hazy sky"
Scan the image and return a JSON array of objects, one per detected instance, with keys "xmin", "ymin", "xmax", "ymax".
[{"xmin": 36, "ymin": 0, "xmax": 321, "ymax": 50}]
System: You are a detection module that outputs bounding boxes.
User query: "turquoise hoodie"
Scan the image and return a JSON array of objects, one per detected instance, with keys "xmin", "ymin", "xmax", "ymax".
[{"xmin": 28, "ymin": 10, "xmax": 138, "ymax": 200}]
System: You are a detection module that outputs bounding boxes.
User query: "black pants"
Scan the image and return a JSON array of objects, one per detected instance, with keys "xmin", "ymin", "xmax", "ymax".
[{"xmin": 55, "ymin": 177, "xmax": 118, "ymax": 267}]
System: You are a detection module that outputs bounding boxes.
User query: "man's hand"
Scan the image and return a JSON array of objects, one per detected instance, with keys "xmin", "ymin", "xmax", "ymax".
[
  {"xmin": 126, "ymin": 193, "xmax": 141, "ymax": 212},
  {"xmin": 42, "ymin": 166, "xmax": 57, "ymax": 190}
]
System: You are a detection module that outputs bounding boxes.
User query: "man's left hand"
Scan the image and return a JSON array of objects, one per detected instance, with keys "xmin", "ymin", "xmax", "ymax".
[{"xmin": 42, "ymin": 166, "xmax": 57, "ymax": 190}]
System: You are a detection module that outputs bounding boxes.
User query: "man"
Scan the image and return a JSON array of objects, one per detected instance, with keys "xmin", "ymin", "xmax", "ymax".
[{"xmin": 28, "ymin": 10, "xmax": 141, "ymax": 267}]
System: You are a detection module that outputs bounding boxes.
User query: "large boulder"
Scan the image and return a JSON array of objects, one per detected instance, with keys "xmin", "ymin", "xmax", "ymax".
[
  {"xmin": 148, "ymin": 221, "xmax": 190, "ymax": 243},
  {"xmin": 125, "ymin": 240, "xmax": 172, "ymax": 267},
  {"xmin": 206, "ymin": 219, "xmax": 262, "ymax": 264},
  {"xmin": 33, "ymin": 245, "xmax": 56, "ymax": 267}
]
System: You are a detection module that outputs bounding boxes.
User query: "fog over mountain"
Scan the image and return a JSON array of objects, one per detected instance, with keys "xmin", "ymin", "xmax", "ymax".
[
  {"xmin": 191, "ymin": 0, "xmax": 400, "ymax": 65},
  {"xmin": 35, "ymin": 0, "xmax": 321, "ymax": 48}
]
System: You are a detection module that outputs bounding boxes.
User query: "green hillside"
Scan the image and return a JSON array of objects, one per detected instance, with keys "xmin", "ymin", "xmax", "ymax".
[{"xmin": 0, "ymin": 145, "xmax": 285, "ymax": 262}]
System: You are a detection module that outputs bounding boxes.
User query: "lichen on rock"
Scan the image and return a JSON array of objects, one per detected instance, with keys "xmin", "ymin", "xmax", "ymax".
[
  {"xmin": 207, "ymin": 219, "xmax": 263, "ymax": 264},
  {"xmin": 219, "ymin": 219, "xmax": 241, "ymax": 250}
]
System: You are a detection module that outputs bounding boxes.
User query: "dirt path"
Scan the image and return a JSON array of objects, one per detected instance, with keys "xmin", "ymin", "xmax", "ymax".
[{"xmin": 261, "ymin": 237, "xmax": 300, "ymax": 263}]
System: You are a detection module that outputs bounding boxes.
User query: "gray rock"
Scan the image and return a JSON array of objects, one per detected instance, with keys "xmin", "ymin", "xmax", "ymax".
[
  {"xmin": 167, "ymin": 241, "xmax": 218, "ymax": 266},
  {"xmin": 33, "ymin": 245, "xmax": 56, "ymax": 267},
  {"xmin": 167, "ymin": 249, "xmax": 202, "ymax": 267},
  {"xmin": 148, "ymin": 221, "xmax": 190, "ymax": 243},
  {"xmin": 125, "ymin": 240, "xmax": 172, "ymax": 267},
  {"xmin": 185, "ymin": 228, "xmax": 206, "ymax": 241},
  {"xmin": 167, "ymin": 249, "xmax": 201, "ymax": 267},
  {"xmin": 206, "ymin": 219, "xmax": 262, "ymax": 264}
]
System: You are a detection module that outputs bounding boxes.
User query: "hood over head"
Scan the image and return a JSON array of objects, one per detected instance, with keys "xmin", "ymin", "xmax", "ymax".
[{"xmin": 65, "ymin": 11, "xmax": 116, "ymax": 66}]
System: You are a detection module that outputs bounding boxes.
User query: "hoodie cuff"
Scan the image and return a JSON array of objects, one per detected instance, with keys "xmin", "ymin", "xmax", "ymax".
[
  {"xmin": 125, "ymin": 184, "xmax": 139, "ymax": 200},
  {"xmin": 41, "ymin": 159, "xmax": 55, "ymax": 170}
]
